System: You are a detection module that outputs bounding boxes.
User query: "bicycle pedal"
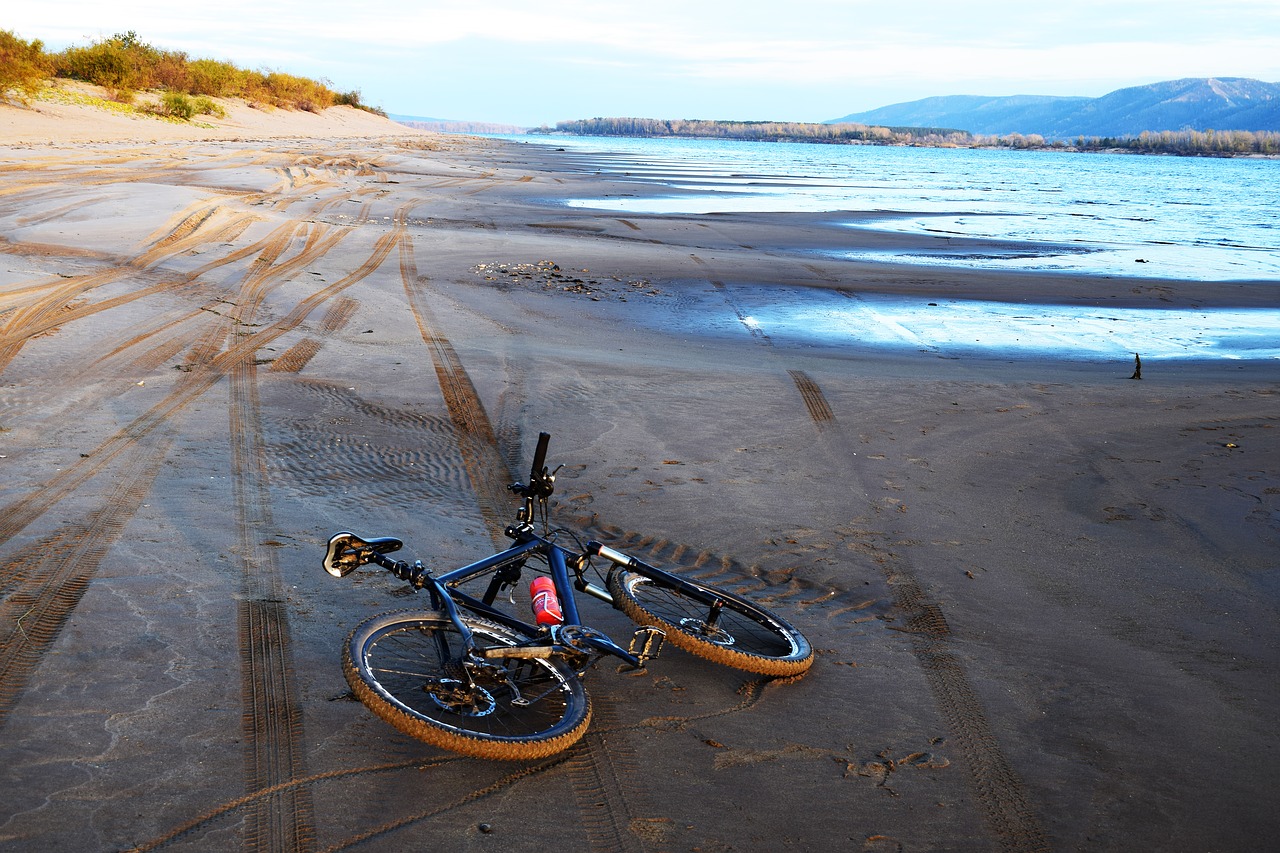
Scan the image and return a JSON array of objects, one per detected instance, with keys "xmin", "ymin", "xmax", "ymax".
[{"xmin": 628, "ymin": 626, "xmax": 666, "ymax": 662}]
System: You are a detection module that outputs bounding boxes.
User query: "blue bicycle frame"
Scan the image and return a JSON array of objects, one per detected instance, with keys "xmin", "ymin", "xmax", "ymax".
[{"xmin": 323, "ymin": 433, "xmax": 722, "ymax": 671}]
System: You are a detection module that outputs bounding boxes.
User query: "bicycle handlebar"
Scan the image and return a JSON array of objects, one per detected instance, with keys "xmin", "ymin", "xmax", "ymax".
[
  {"xmin": 509, "ymin": 431, "xmax": 555, "ymax": 502},
  {"xmin": 530, "ymin": 431, "xmax": 551, "ymax": 481}
]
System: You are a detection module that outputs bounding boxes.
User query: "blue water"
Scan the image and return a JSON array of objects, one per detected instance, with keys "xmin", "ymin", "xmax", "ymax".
[
  {"xmin": 737, "ymin": 293, "xmax": 1280, "ymax": 361},
  {"xmin": 542, "ymin": 135, "xmax": 1280, "ymax": 283},
  {"xmin": 509, "ymin": 134, "xmax": 1280, "ymax": 360}
]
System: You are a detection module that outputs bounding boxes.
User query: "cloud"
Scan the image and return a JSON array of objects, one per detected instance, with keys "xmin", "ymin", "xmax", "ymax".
[
  {"xmin": 665, "ymin": 37, "xmax": 1280, "ymax": 89},
  {"xmin": 13, "ymin": 0, "xmax": 1280, "ymax": 75},
  {"xmin": 8, "ymin": 0, "xmax": 1279, "ymax": 122}
]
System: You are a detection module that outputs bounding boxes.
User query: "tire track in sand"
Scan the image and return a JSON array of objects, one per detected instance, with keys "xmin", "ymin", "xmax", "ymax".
[
  {"xmin": 688, "ymin": 253, "xmax": 772, "ymax": 345},
  {"xmin": 225, "ymin": 217, "xmax": 408, "ymax": 852},
  {"xmin": 561, "ymin": 514, "xmax": 889, "ymax": 625},
  {"xmin": 0, "ymin": 430, "xmax": 174, "ymax": 728},
  {"xmin": 397, "ymin": 234, "xmax": 514, "ymax": 549},
  {"xmin": 268, "ymin": 296, "xmax": 360, "ymax": 374},
  {"xmin": 0, "ymin": 197, "xmax": 285, "ymax": 729},
  {"xmin": 0, "ymin": 219, "xmax": 397, "ymax": 852},
  {"xmin": 565, "ymin": 698, "xmax": 651, "ymax": 853},
  {"xmin": 786, "ymin": 369, "xmax": 1049, "ymax": 853},
  {"xmin": 397, "ymin": 234, "xmax": 660, "ymax": 853},
  {"xmin": 691, "ymin": 252, "xmax": 1048, "ymax": 852},
  {"xmin": 125, "ymin": 674, "xmax": 785, "ymax": 851},
  {"xmin": 0, "ymin": 202, "xmax": 260, "ymax": 380},
  {"xmin": 788, "ymin": 369, "xmax": 835, "ymax": 425}
]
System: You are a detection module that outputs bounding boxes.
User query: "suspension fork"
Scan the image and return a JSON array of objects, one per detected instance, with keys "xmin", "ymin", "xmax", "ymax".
[
  {"xmin": 588, "ymin": 541, "xmax": 722, "ymax": 602},
  {"xmin": 588, "ymin": 540, "xmax": 726, "ymax": 628}
]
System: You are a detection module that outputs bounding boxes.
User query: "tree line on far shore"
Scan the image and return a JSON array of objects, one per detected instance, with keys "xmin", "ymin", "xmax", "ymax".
[
  {"xmin": 537, "ymin": 117, "xmax": 1280, "ymax": 158},
  {"xmin": 0, "ymin": 29, "xmax": 383, "ymax": 118},
  {"xmin": 535, "ymin": 117, "xmax": 973, "ymax": 147}
]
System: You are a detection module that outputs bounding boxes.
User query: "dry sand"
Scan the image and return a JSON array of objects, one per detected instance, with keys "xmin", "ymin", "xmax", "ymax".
[
  {"xmin": 0, "ymin": 81, "xmax": 416, "ymax": 145},
  {"xmin": 0, "ymin": 95, "xmax": 1276, "ymax": 853}
]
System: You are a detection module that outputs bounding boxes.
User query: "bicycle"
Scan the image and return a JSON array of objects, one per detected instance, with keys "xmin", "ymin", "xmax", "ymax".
[{"xmin": 323, "ymin": 432, "xmax": 813, "ymax": 760}]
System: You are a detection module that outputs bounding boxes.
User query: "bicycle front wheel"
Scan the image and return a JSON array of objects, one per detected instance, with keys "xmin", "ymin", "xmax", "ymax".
[
  {"xmin": 607, "ymin": 571, "xmax": 813, "ymax": 676},
  {"xmin": 343, "ymin": 610, "xmax": 590, "ymax": 760}
]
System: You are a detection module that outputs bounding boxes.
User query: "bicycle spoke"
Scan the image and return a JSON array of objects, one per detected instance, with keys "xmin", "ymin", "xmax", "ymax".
[{"xmin": 348, "ymin": 613, "xmax": 588, "ymax": 748}]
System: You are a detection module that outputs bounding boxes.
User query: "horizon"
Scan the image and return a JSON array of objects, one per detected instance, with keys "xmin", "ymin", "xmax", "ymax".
[
  {"xmin": 390, "ymin": 76, "xmax": 1278, "ymax": 128},
  {"xmin": 10, "ymin": 1, "xmax": 1280, "ymax": 127}
]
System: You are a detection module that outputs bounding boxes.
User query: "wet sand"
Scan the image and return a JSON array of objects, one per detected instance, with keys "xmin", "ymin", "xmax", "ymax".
[{"xmin": 0, "ymin": 121, "xmax": 1277, "ymax": 853}]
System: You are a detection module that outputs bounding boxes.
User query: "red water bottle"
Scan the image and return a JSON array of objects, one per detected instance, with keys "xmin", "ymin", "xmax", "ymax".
[{"xmin": 529, "ymin": 576, "xmax": 564, "ymax": 626}]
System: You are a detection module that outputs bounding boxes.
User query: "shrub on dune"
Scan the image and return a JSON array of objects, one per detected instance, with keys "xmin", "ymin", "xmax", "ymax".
[
  {"xmin": 1, "ymin": 30, "xmax": 54, "ymax": 103},
  {"xmin": 8, "ymin": 27, "xmax": 387, "ymax": 120}
]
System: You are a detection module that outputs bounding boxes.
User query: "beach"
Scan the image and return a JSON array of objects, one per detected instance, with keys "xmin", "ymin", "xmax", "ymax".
[{"xmin": 1, "ymin": 94, "xmax": 1277, "ymax": 852}]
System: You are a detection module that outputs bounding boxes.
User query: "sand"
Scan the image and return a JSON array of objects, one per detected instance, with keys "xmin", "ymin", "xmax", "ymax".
[
  {"xmin": 0, "ymin": 81, "xmax": 420, "ymax": 145},
  {"xmin": 0, "ymin": 95, "xmax": 1276, "ymax": 853}
]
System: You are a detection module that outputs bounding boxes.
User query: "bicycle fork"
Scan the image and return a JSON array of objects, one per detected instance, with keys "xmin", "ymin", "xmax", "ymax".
[{"xmin": 589, "ymin": 540, "xmax": 728, "ymax": 637}]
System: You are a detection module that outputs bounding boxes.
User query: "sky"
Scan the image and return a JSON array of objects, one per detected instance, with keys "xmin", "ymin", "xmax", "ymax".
[{"xmin": 11, "ymin": 1, "xmax": 1280, "ymax": 126}]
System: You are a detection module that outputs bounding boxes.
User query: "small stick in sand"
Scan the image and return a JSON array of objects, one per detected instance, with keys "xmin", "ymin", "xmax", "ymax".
[{"xmin": 1130, "ymin": 353, "xmax": 1142, "ymax": 380}]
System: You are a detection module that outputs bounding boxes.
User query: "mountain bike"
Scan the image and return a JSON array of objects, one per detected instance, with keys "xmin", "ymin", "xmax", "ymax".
[{"xmin": 323, "ymin": 432, "xmax": 812, "ymax": 760}]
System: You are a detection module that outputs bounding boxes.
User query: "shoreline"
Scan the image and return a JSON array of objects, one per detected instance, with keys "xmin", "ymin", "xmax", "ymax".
[
  {"xmin": 522, "ymin": 126, "xmax": 1280, "ymax": 158},
  {"xmin": 4, "ymin": 131, "xmax": 1276, "ymax": 365},
  {"xmin": 526, "ymin": 132, "xmax": 1280, "ymax": 285},
  {"xmin": 0, "ymin": 127, "xmax": 1277, "ymax": 851},
  {"xmin": 4, "ymin": 102, "xmax": 1274, "ymax": 306},
  {"xmin": 484, "ymin": 141, "xmax": 1280, "ymax": 368}
]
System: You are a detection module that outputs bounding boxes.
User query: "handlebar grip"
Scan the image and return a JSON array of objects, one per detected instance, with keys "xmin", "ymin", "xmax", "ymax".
[{"xmin": 530, "ymin": 431, "xmax": 551, "ymax": 479}]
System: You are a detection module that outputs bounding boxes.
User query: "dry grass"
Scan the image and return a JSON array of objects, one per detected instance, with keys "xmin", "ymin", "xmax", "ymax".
[{"xmin": 5, "ymin": 29, "xmax": 385, "ymax": 118}]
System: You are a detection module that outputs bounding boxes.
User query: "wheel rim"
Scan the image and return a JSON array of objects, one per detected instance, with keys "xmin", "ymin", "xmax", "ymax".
[
  {"xmin": 362, "ymin": 619, "xmax": 577, "ymax": 740},
  {"xmin": 625, "ymin": 577, "xmax": 800, "ymax": 659}
]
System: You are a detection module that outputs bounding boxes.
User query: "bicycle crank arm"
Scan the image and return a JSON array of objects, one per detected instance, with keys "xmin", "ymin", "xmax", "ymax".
[{"xmin": 480, "ymin": 645, "xmax": 555, "ymax": 660}]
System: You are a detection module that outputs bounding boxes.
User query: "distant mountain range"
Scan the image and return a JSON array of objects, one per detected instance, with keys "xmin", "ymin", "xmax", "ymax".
[{"xmin": 828, "ymin": 78, "xmax": 1280, "ymax": 138}]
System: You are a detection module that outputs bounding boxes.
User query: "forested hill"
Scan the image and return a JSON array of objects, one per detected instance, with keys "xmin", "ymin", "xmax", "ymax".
[
  {"xmin": 537, "ymin": 117, "xmax": 969, "ymax": 145},
  {"xmin": 829, "ymin": 78, "xmax": 1280, "ymax": 138},
  {"xmin": 534, "ymin": 115, "xmax": 1279, "ymax": 156}
]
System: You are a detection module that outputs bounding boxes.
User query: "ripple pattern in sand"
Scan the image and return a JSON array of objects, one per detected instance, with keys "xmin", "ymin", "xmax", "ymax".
[{"xmin": 263, "ymin": 384, "xmax": 471, "ymax": 512}]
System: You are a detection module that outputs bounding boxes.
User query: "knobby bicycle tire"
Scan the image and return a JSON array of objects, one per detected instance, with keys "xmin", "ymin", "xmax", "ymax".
[
  {"xmin": 607, "ymin": 571, "xmax": 813, "ymax": 676},
  {"xmin": 343, "ymin": 610, "xmax": 591, "ymax": 760}
]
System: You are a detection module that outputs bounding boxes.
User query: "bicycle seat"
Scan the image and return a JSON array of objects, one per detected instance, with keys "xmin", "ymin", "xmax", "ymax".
[{"xmin": 324, "ymin": 532, "xmax": 404, "ymax": 577}]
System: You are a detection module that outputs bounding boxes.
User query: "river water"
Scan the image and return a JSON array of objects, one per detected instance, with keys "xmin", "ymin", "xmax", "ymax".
[{"xmin": 517, "ymin": 135, "xmax": 1280, "ymax": 360}]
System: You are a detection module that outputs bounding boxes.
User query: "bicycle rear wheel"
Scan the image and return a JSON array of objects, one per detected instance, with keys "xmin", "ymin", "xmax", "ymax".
[
  {"xmin": 607, "ymin": 571, "xmax": 813, "ymax": 676},
  {"xmin": 343, "ymin": 610, "xmax": 590, "ymax": 760}
]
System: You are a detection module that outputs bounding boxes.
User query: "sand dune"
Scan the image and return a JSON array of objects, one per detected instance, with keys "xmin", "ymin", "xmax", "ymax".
[{"xmin": 0, "ymin": 80, "xmax": 421, "ymax": 145}]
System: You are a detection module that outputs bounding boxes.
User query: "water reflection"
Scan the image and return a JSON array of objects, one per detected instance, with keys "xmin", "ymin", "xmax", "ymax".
[
  {"xmin": 547, "ymin": 135, "xmax": 1280, "ymax": 281},
  {"xmin": 839, "ymin": 215, "xmax": 1280, "ymax": 281},
  {"xmin": 742, "ymin": 294, "xmax": 1280, "ymax": 360}
]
